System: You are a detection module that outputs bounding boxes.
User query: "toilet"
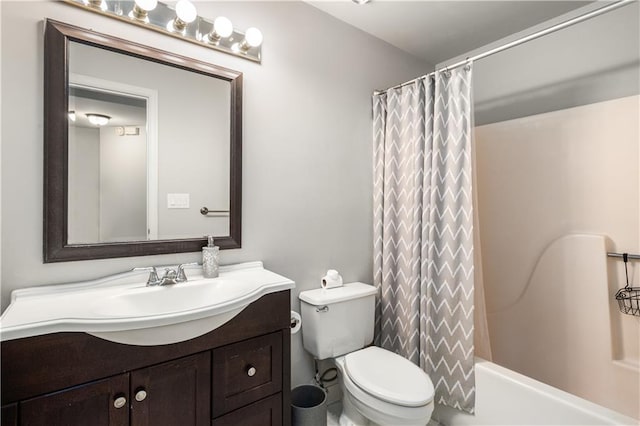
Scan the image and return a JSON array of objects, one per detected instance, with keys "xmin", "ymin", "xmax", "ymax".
[{"xmin": 299, "ymin": 282, "xmax": 435, "ymax": 426}]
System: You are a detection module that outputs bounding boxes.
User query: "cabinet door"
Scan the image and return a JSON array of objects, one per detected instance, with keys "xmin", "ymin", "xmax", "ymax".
[
  {"xmin": 212, "ymin": 332, "xmax": 282, "ymax": 416},
  {"xmin": 130, "ymin": 352, "xmax": 210, "ymax": 426},
  {"xmin": 19, "ymin": 374, "xmax": 129, "ymax": 426},
  {"xmin": 1, "ymin": 404, "xmax": 17, "ymax": 426},
  {"xmin": 212, "ymin": 394, "xmax": 282, "ymax": 426}
]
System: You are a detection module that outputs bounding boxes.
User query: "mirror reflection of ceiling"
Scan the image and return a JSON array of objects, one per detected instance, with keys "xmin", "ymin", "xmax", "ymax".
[{"xmin": 69, "ymin": 88, "xmax": 146, "ymax": 128}]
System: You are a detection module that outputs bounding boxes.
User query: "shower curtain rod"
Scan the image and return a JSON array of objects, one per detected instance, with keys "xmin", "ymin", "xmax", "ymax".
[{"xmin": 374, "ymin": 0, "xmax": 635, "ymax": 95}]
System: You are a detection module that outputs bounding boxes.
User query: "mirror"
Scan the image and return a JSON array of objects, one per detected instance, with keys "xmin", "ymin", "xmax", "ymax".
[{"xmin": 44, "ymin": 19, "xmax": 242, "ymax": 262}]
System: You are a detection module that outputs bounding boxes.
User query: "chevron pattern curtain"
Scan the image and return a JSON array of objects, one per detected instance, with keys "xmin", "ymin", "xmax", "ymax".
[{"xmin": 373, "ymin": 65, "xmax": 475, "ymax": 413}]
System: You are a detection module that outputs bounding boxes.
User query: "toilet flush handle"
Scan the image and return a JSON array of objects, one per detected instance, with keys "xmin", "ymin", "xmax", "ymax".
[{"xmin": 316, "ymin": 305, "xmax": 329, "ymax": 313}]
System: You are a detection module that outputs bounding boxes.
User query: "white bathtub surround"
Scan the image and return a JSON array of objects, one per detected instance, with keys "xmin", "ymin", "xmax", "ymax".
[
  {"xmin": 475, "ymin": 96, "xmax": 640, "ymax": 419},
  {"xmin": 486, "ymin": 234, "xmax": 640, "ymax": 419},
  {"xmin": 372, "ymin": 67, "xmax": 477, "ymax": 412},
  {"xmin": 432, "ymin": 359, "xmax": 638, "ymax": 425}
]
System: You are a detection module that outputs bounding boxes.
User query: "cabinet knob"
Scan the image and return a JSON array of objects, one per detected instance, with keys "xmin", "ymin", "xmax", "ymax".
[
  {"xmin": 247, "ymin": 365, "xmax": 256, "ymax": 377},
  {"xmin": 135, "ymin": 388, "xmax": 147, "ymax": 402},
  {"xmin": 113, "ymin": 395, "xmax": 127, "ymax": 409}
]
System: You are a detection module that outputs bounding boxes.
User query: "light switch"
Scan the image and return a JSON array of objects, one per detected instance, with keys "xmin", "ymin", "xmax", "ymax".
[{"xmin": 167, "ymin": 193, "xmax": 190, "ymax": 209}]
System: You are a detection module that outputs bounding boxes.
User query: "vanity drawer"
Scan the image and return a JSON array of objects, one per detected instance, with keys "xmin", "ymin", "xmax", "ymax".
[
  {"xmin": 211, "ymin": 393, "xmax": 282, "ymax": 426},
  {"xmin": 212, "ymin": 331, "xmax": 283, "ymax": 416}
]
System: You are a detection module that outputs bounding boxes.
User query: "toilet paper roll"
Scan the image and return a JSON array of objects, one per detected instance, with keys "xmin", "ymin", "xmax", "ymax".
[
  {"xmin": 321, "ymin": 269, "xmax": 343, "ymax": 289},
  {"xmin": 290, "ymin": 311, "xmax": 302, "ymax": 334}
]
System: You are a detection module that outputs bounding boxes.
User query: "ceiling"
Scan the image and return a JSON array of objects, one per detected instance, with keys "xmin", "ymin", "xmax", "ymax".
[{"xmin": 307, "ymin": 1, "xmax": 592, "ymax": 65}]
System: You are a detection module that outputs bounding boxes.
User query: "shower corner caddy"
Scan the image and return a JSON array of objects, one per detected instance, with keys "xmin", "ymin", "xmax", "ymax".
[{"xmin": 607, "ymin": 252, "xmax": 640, "ymax": 317}]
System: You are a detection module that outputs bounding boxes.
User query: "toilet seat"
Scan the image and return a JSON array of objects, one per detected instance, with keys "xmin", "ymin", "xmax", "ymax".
[
  {"xmin": 344, "ymin": 346, "xmax": 434, "ymax": 407},
  {"xmin": 335, "ymin": 352, "xmax": 434, "ymax": 425}
]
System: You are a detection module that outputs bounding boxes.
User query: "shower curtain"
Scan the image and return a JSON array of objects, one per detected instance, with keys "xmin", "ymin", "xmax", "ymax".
[{"xmin": 372, "ymin": 66, "xmax": 476, "ymax": 412}]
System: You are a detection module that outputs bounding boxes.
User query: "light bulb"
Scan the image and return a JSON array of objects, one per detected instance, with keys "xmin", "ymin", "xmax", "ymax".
[
  {"xmin": 205, "ymin": 16, "xmax": 233, "ymax": 44},
  {"xmin": 175, "ymin": 0, "xmax": 197, "ymax": 24},
  {"xmin": 135, "ymin": 0, "xmax": 157, "ymax": 11},
  {"xmin": 130, "ymin": 0, "xmax": 157, "ymax": 21},
  {"xmin": 245, "ymin": 27, "xmax": 263, "ymax": 47},
  {"xmin": 214, "ymin": 16, "xmax": 233, "ymax": 38}
]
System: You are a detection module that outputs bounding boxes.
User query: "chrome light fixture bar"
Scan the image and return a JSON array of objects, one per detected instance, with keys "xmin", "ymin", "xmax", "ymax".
[{"xmin": 63, "ymin": 0, "xmax": 263, "ymax": 63}]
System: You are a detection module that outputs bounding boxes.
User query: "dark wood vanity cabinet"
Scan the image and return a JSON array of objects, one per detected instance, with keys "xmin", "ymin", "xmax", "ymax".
[
  {"xmin": 1, "ymin": 291, "xmax": 291, "ymax": 426},
  {"xmin": 20, "ymin": 374, "xmax": 131, "ymax": 426}
]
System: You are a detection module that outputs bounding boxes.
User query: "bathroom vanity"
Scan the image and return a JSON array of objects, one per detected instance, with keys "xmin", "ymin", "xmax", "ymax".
[
  {"xmin": 1, "ymin": 291, "xmax": 290, "ymax": 426},
  {"xmin": 0, "ymin": 263, "xmax": 293, "ymax": 426}
]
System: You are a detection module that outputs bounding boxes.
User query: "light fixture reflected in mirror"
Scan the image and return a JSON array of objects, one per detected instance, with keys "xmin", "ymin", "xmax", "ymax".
[
  {"xmin": 167, "ymin": 0, "xmax": 197, "ymax": 34},
  {"xmin": 204, "ymin": 16, "xmax": 233, "ymax": 45},
  {"xmin": 130, "ymin": 0, "xmax": 158, "ymax": 23},
  {"xmin": 68, "ymin": 111, "xmax": 76, "ymax": 122},
  {"xmin": 86, "ymin": 113, "xmax": 111, "ymax": 126}
]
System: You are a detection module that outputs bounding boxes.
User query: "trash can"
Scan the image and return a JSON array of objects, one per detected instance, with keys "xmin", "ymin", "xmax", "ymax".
[{"xmin": 291, "ymin": 384, "xmax": 327, "ymax": 426}]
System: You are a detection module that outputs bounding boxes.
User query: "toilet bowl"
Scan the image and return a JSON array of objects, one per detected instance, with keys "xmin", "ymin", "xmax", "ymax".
[
  {"xmin": 299, "ymin": 282, "xmax": 435, "ymax": 426},
  {"xmin": 335, "ymin": 347, "xmax": 434, "ymax": 426}
]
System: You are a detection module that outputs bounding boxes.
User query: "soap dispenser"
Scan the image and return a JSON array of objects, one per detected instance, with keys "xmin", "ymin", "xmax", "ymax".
[{"xmin": 202, "ymin": 236, "xmax": 220, "ymax": 278}]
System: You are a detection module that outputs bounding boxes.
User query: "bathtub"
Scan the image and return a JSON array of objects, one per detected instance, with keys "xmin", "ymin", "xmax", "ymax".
[{"xmin": 431, "ymin": 359, "xmax": 638, "ymax": 425}]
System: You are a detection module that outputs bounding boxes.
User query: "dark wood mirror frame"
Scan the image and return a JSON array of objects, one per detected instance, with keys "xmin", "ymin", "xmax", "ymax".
[{"xmin": 44, "ymin": 19, "xmax": 242, "ymax": 263}]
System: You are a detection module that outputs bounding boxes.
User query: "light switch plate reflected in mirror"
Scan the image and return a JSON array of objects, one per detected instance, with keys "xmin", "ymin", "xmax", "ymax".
[{"xmin": 167, "ymin": 193, "xmax": 190, "ymax": 209}]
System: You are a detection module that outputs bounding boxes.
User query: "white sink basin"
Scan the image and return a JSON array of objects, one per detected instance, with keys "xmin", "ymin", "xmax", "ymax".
[
  {"xmin": 93, "ymin": 278, "xmax": 253, "ymax": 318},
  {"xmin": 0, "ymin": 262, "xmax": 294, "ymax": 346}
]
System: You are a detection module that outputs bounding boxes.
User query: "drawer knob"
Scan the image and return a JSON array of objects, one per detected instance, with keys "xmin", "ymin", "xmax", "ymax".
[
  {"xmin": 247, "ymin": 365, "xmax": 257, "ymax": 377},
  {"xmin": 135, "ymin": 389, "xmax": 147, "ymax": 402},
  {"xmin": 113, "ymin": 395, "xmax": 127, "ymax": 409}
]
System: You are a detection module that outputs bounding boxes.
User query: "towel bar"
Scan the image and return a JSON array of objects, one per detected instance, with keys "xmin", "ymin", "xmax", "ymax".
[{"xmin": 607, "ymin": 252, "xmax": 640, "ymax": 260}]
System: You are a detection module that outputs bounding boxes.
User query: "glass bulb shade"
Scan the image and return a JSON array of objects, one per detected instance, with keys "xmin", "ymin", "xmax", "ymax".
[
  {"xmin": 175, "ymin": 0, "xmax": 197, "ymax": 23},
  {"xmin": 86, "ymin": 113, "xmax": 111, "ymax": 126},
  {"xmin": 134, "ymin": 0, "xmax": 157, "ymax": 11},
  {"xmin": 213, "ymin": 16, "xmax": 233, "ymax": 38},
  {"xmin": 244, "ymin": 27, "xmax": 263, "ymax": 47}
]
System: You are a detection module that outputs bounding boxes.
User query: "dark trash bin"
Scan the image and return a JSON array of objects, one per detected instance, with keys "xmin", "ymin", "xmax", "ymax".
[{"xmin": 291, "ymin": 384, "xmax": 327, "ymax": 426}]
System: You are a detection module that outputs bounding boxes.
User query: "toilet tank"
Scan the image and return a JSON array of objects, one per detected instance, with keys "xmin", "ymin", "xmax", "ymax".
[{"xmin": 299, "ymin": 282, "xmax": 377, "ymax": 360}]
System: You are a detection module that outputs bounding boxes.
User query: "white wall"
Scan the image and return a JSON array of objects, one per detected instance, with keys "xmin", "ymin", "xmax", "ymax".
[
  {"xmin": 68, "ymin": 126, "xmax": 100, "ymax": 243},
  {"xmin": 99, "ymin": 126, "xmax": 147, "ymax": 242},
  {"xmin": 0, "ymin": 1, "xmax": 429, "ymax": 386}
]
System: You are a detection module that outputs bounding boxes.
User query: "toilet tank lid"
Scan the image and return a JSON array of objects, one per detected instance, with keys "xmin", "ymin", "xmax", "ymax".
[{"xmin": 299, "ymin": 282, "xmax": 377, "ymax": 306}]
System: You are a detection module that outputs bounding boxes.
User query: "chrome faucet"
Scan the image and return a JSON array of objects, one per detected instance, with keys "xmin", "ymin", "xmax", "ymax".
[{"xmin": 142, "ymin": 263, "xmax": 198, "ymax": 286}]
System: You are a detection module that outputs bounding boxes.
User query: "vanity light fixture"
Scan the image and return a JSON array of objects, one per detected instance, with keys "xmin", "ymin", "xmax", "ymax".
[
  {"xmin": 63, "ymin": 0, "xmax": 263, "ymax": 63},
  {"xmin": 236, "ymin": 27, "xmax": 263, "ymax": 53},
  {"xmin": 167, "ymin": 0, "xmax": 197, "ymax": 34},
  {"xmin": 204, "ymin": 16, "xmax": 234, "ymax": 45},
  {"xmin": 129, "ymin": 0, "xmax": 158, "ymax": 22},
  {"xmin": 68, "ymin": 111, "xmax": 76, "ymax": 122},
  {"xmin": 86, "ymin": 113, "xmax": 111, "ymax": 126}
]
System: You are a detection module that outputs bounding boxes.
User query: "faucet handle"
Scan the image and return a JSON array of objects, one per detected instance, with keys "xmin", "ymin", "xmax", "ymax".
[
  {"xmin": 176, "ymin": 262, "xmax": 198, "ymax": 282},
  {"xmin": 176, "ymin": 265, "xmax": 188, "ymax": 282},
  {"xmin": 147, "ymin": 267, "xmax": 159, "ymax": 286}
]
